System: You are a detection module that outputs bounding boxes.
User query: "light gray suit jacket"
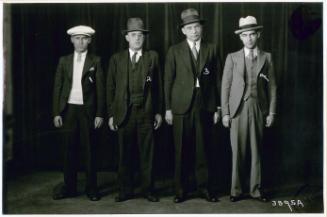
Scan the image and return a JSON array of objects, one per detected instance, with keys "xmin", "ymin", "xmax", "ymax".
[{"xmin": 221, "ymin": 48, "xmax": 277, "ymax": 118}]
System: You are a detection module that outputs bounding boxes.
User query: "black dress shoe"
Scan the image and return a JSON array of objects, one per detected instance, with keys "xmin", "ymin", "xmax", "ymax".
[
  {"xmin": 173, "ymin": 195, "xmax": 185, "ymax": 203},
  {"xmin": 115, "ymin": 193, "xmax": 132, "ymax": 202},
  {"xmin": 87, "ymin": 193, "xmax": 101, "ymax": 201},
  {"xmin": 253, "ymin": 195, "xmax": 268, "ymax": 202},
  {"xmin": 203, "ymin": 191, "xmax": 219, "ymax": 202},
  {"xmin": 230, "ymin": 196, "xmax": 241, "ymax": 202},
  {"xmin": 52, "ymin": 185, "xmax": 77, "ymax": 200},
  {"xmin": 145, "ymin": 193, "xmax": 159, "ymax": 202}
]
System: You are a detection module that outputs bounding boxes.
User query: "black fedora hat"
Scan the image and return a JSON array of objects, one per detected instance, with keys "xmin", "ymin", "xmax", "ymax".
[
  {"xmin": 122, "ymin": 17, "xmax": 149, "ymax": 35},
  {"xmin": 180, "ymin": 8, "xmax": 205, "ymax": 28}
]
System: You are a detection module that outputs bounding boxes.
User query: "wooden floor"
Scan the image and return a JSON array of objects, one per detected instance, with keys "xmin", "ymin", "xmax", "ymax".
[{"xmin": 3, "ymin": 171, "xmax": 324, "ymax": 214}]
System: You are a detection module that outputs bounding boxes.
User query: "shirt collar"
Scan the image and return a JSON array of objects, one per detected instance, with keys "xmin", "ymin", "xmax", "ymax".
[
  {"xmin": 244, "ymin": 47, "xmax": 258, "ymax": 57},
  {"xmin": 186, "ymin": 39, "xmax": 201, "ymax": 51},
  {"xmin": 74, "ymin": 50, "xmax": 88, "ymax": 60},
  {"xmin": 129, "ymin": 48, "xmax": 143, "ymax": 58}
]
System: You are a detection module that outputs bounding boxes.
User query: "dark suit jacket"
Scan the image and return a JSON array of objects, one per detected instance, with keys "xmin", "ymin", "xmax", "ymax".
[
  {"xmin": 106, "ymin": 49, "xmax": 163, "ymax": 126},
  {"xmin": 221, "ymin": 49, "xmax": 277, "ymax": 118},
  {"xmin": 164, "ymin": 40, "xmax": 222, "ymax": 115},
  {"xmin": 52, "ymin": 53, "xmax": 105, "ymax": 118}
]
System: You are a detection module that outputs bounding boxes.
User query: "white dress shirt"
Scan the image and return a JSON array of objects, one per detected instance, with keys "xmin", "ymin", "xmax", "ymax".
[
  {"xmin": 129, "ymin": 48, "xmax": 142, "ymax": 63},
  {"xmin": 244, "ymin": 47, "xmax": 258, "ymax": 59},
  {"xmin": 68, "ymin": 51, "xmax": 87, "ymax": 105},
  {"xmin": 187, "ymin": 39, "xmax": 201, "ymax": 87}
]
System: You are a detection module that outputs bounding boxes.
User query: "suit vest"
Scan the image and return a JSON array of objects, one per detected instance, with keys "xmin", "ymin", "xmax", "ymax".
[
  {"xmin": 128, "ymin": 57, "xmax": 144, "ymax": 106},
  {"xmin": 243, "ymin": 56, "xmax": 258, "ymax": 101}
]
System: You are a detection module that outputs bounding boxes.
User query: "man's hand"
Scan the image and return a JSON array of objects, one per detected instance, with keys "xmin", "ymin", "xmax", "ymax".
[
  {"xmin": 94, "ymin": 117, "xmax": 104, "ymax": 129},
  {"xmin": 154, "ymin": 114, "xmax": 162, "ymax": 130},
  {"xmin": 265, "ymin": 114, "xmax": 275, "ymax": 127},
  {"xmin": 222, "ymin": 115, "xmax": 231, "ymax": 128},
  {"xmin": 165, "ymin": 110, "xmax": 173, "ymax": 125},
  {"xmin": 53, "ymin": 116, "xmax": 63, "ymax": 128},
  {"xmin": 213, "ymin": 111, "xmax": 221, "ymax": 125},
  {"xmin": 108, "ymin": 117, "xmax": 118, "ymax": 131}
]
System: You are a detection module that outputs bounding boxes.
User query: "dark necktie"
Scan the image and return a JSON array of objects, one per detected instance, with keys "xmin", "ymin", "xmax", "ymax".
[{"xmin": 132, "ymin": 52, "xmax": 137, "ymax": 66}]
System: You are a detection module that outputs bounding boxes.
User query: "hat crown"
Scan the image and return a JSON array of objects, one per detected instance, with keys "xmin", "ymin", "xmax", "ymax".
[
  {"xmin": 126, "ymin": 17, "xmax": 145, "ymax": 32},
  {"xmin": 181, "ymin": 8, "xmax": 200, "ymax": 20},
  {"xmin": 239, "ymin": 16, "xmax": 258, "ymax": 28},
  {"xmin": 67, "ymin": 25, "xmax": 95, "ymax": 36}
]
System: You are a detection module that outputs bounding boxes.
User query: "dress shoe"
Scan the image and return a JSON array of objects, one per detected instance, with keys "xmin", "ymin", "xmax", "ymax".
[
  {"xmin": 115, "ymin": 193, "xmax": 133, "ymax": 202},
  {"xmin": 173, "ymin": 195, "xmax": 186, "ymax": 203},
  {"xmin": 253, "ymin": 195, "xmax": 268, "ymax": 202},
  {"xmin": 52, "ymin": 185, "xmax": 77, "ymax": 200},
  {"xmin": 230, "ymin": 195, "xmax": 241, "ymax": 202},
  {"xmin": 144, "ymin": 193, "xmax": 159, "ymax": 202},
  {"xmin": 201, "ymin": 190, "xmax": 219, "ymax": 202},
  {"xmin": 87, "ymin": 193, "xmax": 101, "ymax": 201}
]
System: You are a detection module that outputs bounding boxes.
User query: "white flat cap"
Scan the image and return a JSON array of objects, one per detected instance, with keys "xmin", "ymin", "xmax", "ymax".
[
  {"xmin": 67, "ymin": 25, "xmax": 95, "ymax": 36},
  {"xmin": 234, "ymin": 16, "xmax": 263, "ymax": 34}
]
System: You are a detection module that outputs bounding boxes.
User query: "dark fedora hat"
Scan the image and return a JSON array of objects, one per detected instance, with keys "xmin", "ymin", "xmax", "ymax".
[
  {"xmin": 180, "ymin": 8, "xmax": 205, "ymax": 28},
  {"xmin": 122, "ymin": 17, "xmax": 149, "ymax": 35}
]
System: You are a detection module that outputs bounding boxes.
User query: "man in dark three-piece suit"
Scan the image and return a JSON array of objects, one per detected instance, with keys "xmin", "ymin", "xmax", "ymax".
[
  {"xmin": 221, "ymin": 16, "xmax": 277, "ymax": 202},
  {"xmin": 52, "ymin": 25, "xmax": 105, "ymax": 201},
  {"xmin": 107, "ymin": 18, "xmax": 163, "ymax": 202},
  {"xmin": 165, "ymin": 8, "xmax": 222, "ymax": 203}
]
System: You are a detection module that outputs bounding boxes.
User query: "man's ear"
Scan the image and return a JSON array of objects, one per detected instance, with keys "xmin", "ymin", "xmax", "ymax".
[
  {"xmin": 125, "ymin": 34, "xmax": 130, "ymax": 42},
  {"xmin": 181, "ymin": 27, "xmax": 186, "ymax": 36},
  {"xmin": 257, "ymin": 31, "xmax": 261, "ymax": 38},
  {"xmin": 88, "ymin": 37, "xmax": 92, "ymax": 43}
]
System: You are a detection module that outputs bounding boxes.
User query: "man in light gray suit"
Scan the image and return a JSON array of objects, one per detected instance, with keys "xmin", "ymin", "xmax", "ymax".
[{"xmin": 221, "ymin": 16, "xmax": 277, "ymax": 202}]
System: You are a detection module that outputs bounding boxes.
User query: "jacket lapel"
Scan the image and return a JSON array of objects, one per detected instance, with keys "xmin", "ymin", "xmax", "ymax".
[
  {"xmin": 66, "ymin": 54, "xmax": 74, "ymax": 81},
  {"xmin": 82, "ymin": 53, "xmax": 93, "ymax": 79},
  {"xmin": 198, "ymin": 41, "xmax": 209, "ymax": 76},
  {"xmin": 179, "ymin": 40, "xmax": 193, "ymax": 76},
  {"xmin": 235, "ymin": 49, "xmax": 245, "ymax": 81},
  {"xmin": 140, "ymin": 50, "xmax": 150, "ymax": 89},
  {"xmin": 121, "ymin": 50, "xmax": 129, "ymax": 90},
  {"xmin": 256, "ymin": 49, "xmax": 266, "ymax": 76}
]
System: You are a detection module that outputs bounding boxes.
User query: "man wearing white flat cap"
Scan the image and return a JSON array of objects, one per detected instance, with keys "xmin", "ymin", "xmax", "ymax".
[
  {"xmin": 52, "ymin": 25, "xmax": 105, "ymax": 201},
  {"xmin": 221, "ymin": 16, "xmax": 277, "ymax": 202}
]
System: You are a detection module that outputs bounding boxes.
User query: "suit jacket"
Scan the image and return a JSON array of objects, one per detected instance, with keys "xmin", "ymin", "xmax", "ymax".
[
  {"xmin": 106, "ymin": 49, "xmax": 163, "ymax": 126},
  {"xmin": 164, "ymin": 40, "xmax": 222, "ymax": 114},
  {"xmin": 52, "ymin": 53, "xmax": 105, "ymax": 118},
  {"xmin": 221, "ymin": 49, "xmax": 277, "ymax": 118}
]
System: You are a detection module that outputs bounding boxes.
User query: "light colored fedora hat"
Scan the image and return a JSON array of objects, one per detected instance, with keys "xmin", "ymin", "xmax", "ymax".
[
  {"xmin": 67, "ymin": 25, "xmax": 95, "ymax": 36},
  {"xmin": 234, "ymin": 16, "xmax": 263, "ymax": 34}
]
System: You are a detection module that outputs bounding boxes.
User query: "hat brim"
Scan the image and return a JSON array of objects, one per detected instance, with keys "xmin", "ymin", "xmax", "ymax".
[
  {"xmin": 70, "ymin": 33, "xmax": 93, "ymax": 37},
  {"xmin": 180, "ymin": 19, "xmax": 205, "ymax": 28},
  {"xmin": 234, "ymin": 25, "xmax": 263, "ymax": 34},
  {"xmin": 121, "ymin": 29, "xmax": 149, "ymax": 35}
]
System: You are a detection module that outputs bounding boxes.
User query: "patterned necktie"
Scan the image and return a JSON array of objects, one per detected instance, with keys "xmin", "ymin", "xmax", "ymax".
[
  {"xmin": 191, "ymin": 42, "xmax": 198, "ymax": 61},
  {"xmin": 77, "ymin": 53, "xmax": 82, "ymax": 62}
]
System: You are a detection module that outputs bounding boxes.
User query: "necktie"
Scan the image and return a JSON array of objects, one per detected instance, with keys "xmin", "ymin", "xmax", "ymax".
[
  {"xmin": 191, "ymin": 42, "xmax": 198, "ymax": 61},
  {"xmin": 248, "ymin": 49, "xmax": 254, "ymax": 61},
  {"xmin": 132, "ymin": 52, "xmax": 137, "ymax": 65},
  {"xmin": 77, "ymin": 53, "xmax": 82, "ymax": 62}
]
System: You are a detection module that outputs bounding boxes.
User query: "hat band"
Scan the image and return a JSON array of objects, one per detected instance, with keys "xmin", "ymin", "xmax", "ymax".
[
  {"xmin": 239, "ymin": 23, "xmax": 260, "ymax": 29},
  {"xmin": 182, "ymin": 15, "xmax": 201, "ymax": 23}
]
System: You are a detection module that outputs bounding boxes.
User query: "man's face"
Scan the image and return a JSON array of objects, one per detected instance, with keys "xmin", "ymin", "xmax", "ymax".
[
  {"xmin": 239, "ymin": 30, "xmax": 260, "ymax": 49},
  {"xmin": 71, "ymin": 35, "xmax": 91, "ymax": 53},
  {"xmin": 125, "ymin": 31, "xmax": 145, "ymax": 51},
  {"xmin": 182, "ymin": 22, "xmax": 202, "ymax": 42}
]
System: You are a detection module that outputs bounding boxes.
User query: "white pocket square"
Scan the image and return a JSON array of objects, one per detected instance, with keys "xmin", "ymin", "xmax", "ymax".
[
  {"xmin": 89, "ymin": 77, "xmax": 94, "ymax": 83},
  {"xmin": 89, "ymin": 66, "xmax": 95, "ymax": 72},
  {"xmin": 259, "ymin": 73, "xmax": 269, "ymax": 82},
  {"xmin": 146, "ymin": 76, "xmax": 152, "ymax": 82}
]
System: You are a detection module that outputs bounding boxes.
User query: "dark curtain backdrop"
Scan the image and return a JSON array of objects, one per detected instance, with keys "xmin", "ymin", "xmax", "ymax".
[{"xmin": 5, "ymin": 2, "xmax": 322, "ymax": 190}]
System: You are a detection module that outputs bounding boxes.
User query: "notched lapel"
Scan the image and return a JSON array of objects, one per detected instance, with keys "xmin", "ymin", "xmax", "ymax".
[
  {"xmin": 198, "ymin": 42, "xmax": 209, "ymax": 76},
  {"xmin": 256, "ymin": 50, "xmax": 266, "ymax": 76},
  {"xmin": 141, "ymin": 51, "xmax": 150, "ymax": 89},
  {"xmin": 82, "ymin": 54, "xmax": 93, "ymax": 78},
  {"xmin": 235, "ymin": 49, "xmax": 245, "ymax": 80},
  {"xmin": 67, "ymin": 54, "xmax": 74, "ymax": 81},
  {"xmin": 179, "ymin": 41, "xmax": 193, "ymax": 76}
]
